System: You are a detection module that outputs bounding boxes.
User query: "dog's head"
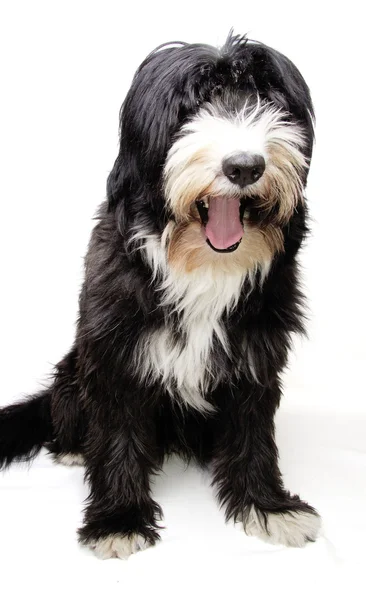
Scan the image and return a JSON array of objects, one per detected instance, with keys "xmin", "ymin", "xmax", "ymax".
[{"xmin": 108, "ymin": 34, "xmax": 314, "ymax": 276}]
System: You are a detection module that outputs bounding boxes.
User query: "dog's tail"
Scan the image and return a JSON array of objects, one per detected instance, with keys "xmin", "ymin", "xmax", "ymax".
[{"xmin": 0, "ymin": 390, "xmax": 53, "ymax": 470}]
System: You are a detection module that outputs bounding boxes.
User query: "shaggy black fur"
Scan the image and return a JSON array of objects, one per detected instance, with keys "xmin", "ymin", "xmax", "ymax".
[{"xmin": 0, "ymin": 33, "xmax": 318, "ymax": 552}]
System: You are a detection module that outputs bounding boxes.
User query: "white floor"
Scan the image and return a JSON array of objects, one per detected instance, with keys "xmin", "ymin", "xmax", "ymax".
[{"xmin": 1, "ymin": 404, "xmax": 364, "ymax": 599}]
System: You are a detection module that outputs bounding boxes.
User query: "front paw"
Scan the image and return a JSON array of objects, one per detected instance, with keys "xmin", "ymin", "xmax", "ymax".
[
  {"xmin": 78, "ymin": 505, "xmax": 162, "ymax": 559},
  {"xmin": 84, "ymin": 532, "xmax": 153, "ymax": 559},
  {"xmin": 244, "ymin": 505, "xmax": 321, "ymax": 547}
]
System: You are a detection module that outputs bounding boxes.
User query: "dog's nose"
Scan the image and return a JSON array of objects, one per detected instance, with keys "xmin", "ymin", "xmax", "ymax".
[{"xmin": 222, "ymin": 152, "xmax": 265, "ymax": 187}]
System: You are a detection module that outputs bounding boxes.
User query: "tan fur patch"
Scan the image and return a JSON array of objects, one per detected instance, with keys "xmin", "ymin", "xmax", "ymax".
[
  {"xmin": 167, "ymin": 219, "xmax": 284, "ymax": 274},
  {"xmin": 165, "ymin": 148, "xmax": 216, "ymax": 221},
  {"xmin": 262, "ymin": 140, "xmax": 307, "ymax": 222}
]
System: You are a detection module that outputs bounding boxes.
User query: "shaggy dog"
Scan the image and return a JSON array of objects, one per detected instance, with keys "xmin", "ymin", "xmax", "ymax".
[{"xmin": 0, "ymin": 33, "xmax": 321, "ymax": 559}]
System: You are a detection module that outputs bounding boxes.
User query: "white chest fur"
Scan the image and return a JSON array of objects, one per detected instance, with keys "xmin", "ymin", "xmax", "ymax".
[{"xmin": 133, "ymin": 235, "xmax": 247, "ymax": 412}]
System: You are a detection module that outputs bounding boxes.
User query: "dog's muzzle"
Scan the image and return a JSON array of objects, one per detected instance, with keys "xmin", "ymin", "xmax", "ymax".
[{"xmin": 195, "ymin": 152, "xmax": 265, "ymax": 253}]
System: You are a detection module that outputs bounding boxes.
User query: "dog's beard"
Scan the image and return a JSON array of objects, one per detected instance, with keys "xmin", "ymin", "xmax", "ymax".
[
  {"xmin": 165, "ymin": 214, "xmax": 284, "ymax": 275},
  {"xmin": 163, "ymin": 99, "xmax": 307, "ymax": 273}
]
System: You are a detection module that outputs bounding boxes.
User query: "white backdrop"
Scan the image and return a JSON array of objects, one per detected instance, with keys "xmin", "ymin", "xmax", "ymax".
[{"xmin": 0, "ymin": 1, "xmax": 365, "ymax": 598}]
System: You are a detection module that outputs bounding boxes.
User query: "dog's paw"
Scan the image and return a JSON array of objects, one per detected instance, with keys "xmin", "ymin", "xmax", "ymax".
[
  {"xmin": 244, "ymin": 506, "xmax": 321, "ymax": 547},
  {"xmin": 54, "ymin": 452, "xmax": 85, "ymax": 466},
  {"xmin": 87, "ymin": 533, "xmax": 151, "ymax": 559}
]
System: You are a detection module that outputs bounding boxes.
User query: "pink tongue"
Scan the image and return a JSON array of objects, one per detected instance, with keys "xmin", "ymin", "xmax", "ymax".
[{"xmin": 205, "ymin": 196, "xmax": 243, "ymax": 250}]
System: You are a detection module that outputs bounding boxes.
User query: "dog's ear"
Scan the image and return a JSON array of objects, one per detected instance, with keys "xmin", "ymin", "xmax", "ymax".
[
  {"xmin": 250, "ymin": 43, "xmax": 315, "ymax": 165},
  {"xmin": 107, "ymin": 43, "xmax": 217, "ymax": 220},
  {"xmin": 223, "ymin": 35, "xmax": 315, "ymax": 167},
  {"xmin": 220, "ymin": 35, "xmax": 314, "ymax": 136}
]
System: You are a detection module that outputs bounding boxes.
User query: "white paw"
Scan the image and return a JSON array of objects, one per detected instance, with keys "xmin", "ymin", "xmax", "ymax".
[
  {"xmin": 89, "ymin": 534, "xmax": 151, "ymax": 560},
  {"xmin": 55, "ymin": 452, "xmax": 85, "ymax": 466},
  {"xmin": 245, "ymin": 507, "xmax": 321, "ymax": 547}
]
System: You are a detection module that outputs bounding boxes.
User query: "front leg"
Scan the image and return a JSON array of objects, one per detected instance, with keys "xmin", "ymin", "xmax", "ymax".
[
  {"xmin": 212, "ymin": 379, "xmax": 321, "ymax": 547},
  {"xmin": 78, "ymin": 389, "xmax": 162, "ymax": 559}
]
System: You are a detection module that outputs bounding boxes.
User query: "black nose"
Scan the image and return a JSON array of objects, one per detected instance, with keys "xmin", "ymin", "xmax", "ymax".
[{"xmin": 222, "ymin": 152, "xmax": 265, "ymax": 187}]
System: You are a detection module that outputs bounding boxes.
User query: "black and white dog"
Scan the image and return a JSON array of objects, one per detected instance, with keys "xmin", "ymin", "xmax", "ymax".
[{"xmin": 0, "ymin": 33, "xmax": 321, "ymax": 558}]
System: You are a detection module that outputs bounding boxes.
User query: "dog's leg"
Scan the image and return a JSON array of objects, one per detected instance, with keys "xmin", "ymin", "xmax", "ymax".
[
  {"xmin": 212, "ymin": 380, "xmax": 321, "ymax": 547},
  {"xmin": 44, "ymin": 349, "xmax": 85, "ymax": 466},
  {"xmin": 77, "ymin": 402, "xmax": 162, "ymax": 559}
]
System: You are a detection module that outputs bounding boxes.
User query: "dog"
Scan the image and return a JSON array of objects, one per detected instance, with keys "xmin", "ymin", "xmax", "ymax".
[{"xmin": 0, "ymin": 33, "xmax": 321, "ymax": 559}]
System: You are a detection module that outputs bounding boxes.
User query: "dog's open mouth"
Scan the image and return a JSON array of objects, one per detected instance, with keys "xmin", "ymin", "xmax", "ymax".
[{"xmin": 196, "ymin": 196, "xmax": 246, "ymax": 253}]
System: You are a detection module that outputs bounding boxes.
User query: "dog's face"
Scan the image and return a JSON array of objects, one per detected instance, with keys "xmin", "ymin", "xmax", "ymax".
[{"xmin": 108, "ymin": 35, "xmax": 314, "ymax": 276}]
